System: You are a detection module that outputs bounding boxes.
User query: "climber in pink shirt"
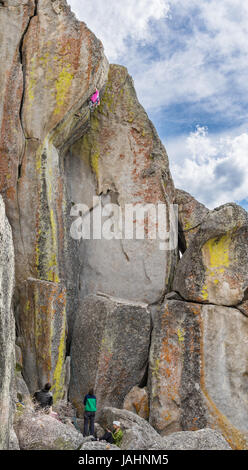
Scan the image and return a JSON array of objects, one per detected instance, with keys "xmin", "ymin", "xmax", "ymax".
[{"xmin": 89, "ymin": 87, "xmax": 100, "ymax": 109}]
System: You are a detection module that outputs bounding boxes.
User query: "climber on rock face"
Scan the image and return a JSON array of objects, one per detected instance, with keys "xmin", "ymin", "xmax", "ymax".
[
  {"xmin": 89, "ymin": 87, "xmax": 100, "ymax": 110},
  {"xmin": 83, "ymin": 387, "xmax": 97, "ymax": 436},
  {"xmin": 33, "ymin": 382, "xmax": 53, "ymax": 413}
]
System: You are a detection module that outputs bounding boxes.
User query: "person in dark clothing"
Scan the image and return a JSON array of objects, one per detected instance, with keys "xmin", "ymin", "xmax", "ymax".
[
  {"xmin": 33, "ymin": 382, "xmax": 53, "ymax": 413},
  {"xmin": 83, "ymin": 388, "xmax": 97, "ymax": 436}
]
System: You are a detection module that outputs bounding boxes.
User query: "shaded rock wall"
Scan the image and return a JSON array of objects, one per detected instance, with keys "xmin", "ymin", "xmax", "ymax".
[{"xmin": 0, "ymin": 196, "xmax": 16, "ymax": 449}]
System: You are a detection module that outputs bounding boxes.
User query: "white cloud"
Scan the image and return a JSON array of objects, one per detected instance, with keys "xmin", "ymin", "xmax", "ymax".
[
  {"xmin": 67, "ymin": 0, "xmax": 248, "ymax": 210},
  {"xmin": 169, "ymin": 127, "xmax": 248, "ymax": 209},
  {"xmin": 68, "ymin": 0, "xmax": 170, "ymax": 60}
]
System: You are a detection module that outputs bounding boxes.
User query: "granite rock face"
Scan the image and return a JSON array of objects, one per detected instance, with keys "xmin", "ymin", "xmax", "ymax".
[
  {"xmin": 70, "ymin": 294, "xmax": 151, "ymax": 415},
  {"xmin": 0, "ymin": 0, "xmax": 176, "ymax": 405},
  {"xmin": 162, "ymin": 428, "xmax": 231, "ymax": 450},
  {"xmin": 0, "ymin": 195, "xmax": 16, "ymax": 449},
  {"xmin": 1, "ymin": 0, "xmax": 248, "ymax": 452},
  {"xmin": 175, "ymin": 188, "xmax": 209, "ymax": 251},
  {"xmin": 15, "ymin": 408, "xmax": 84, "ymax": 450},
  {"xmin": 68, "ymin": 64, "xmax": 176, "ymax": 307},
  {"xmin": 173, "ymin": 203, "xmax": 248, "ymax": 306},
  {"xmin": 123, "ymin": 386, "xmax": 149, "ymax": 420},
  {"xmin": 148, "ymin": 299, "xmax": 248, "ymax": 449}
]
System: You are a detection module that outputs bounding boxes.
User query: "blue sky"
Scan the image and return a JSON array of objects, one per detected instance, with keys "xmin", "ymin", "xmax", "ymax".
[{"xmin": 68, "ymin": 0, "xmax": 248, "ymax": 210}]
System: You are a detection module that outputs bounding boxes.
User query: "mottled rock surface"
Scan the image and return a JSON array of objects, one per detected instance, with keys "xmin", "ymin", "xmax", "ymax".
[
  {"xmin": 18, "ymin": 278, "xmax": 67, "ymax": 399},
  {"xmin": 68, "ymin": 64, "xmax": 176, "ymax": 306},
  {"xmin": 148, "ymin": 299, "xmax": 248, "ymax": 449},
  {"xmin": 80, "ymin": 441, "xmax": 119, "ymax": 450},
  {"xmin": 162, "ymin": 428, "xmax": 231, "ymax": 450},
  {"xmin": 15, "ymin": 409, "xmax": 84, "ymax": 450},
  {"xmin": 70, "ymin": 294, "xmax": 151, "ymax": 415},
  {"xmin": 0, "ymin": 195, "xmax": 16, "ymax": 449},
  {"xmin": 173, "ymin": 203, "xmax": 248, "ymax": 306},
  {"xmin": 123, "ymin": 386, "xmax": 149, "ymax": 420},
  {"xmin": 175, "ymin": 188, "xmax": 209, "ymax": 250}
]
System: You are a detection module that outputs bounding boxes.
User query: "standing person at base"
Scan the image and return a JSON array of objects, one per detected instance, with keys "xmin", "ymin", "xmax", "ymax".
[{"xmin": 83, "ymin": 388, "xmax": 97, "ymax": 436}]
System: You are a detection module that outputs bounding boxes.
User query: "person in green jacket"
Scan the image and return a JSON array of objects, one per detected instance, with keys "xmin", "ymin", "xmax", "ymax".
[
  {"xmin": 97, "ymin": 420, "xmax": 123, "ymax": 447},
  {"xmin": 112, "ymin": 421, "xmax": 123, "ymax": 447},
  {"xmin": 83, "ymin": 388, "xmax": 97, "ymax": 436}
]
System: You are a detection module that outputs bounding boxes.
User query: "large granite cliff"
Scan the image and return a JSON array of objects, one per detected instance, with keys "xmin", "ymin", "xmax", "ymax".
[{"xmin": 0, "ymin": 0, "xmax": 247, "ymax": 450}]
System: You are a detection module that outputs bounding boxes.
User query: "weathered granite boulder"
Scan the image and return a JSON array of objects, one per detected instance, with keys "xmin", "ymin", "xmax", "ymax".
[
  {"xmin": 123, "ymin": 386, "xmax": 149, "ymax": 420},
  {"xmin": 173, "ymin": 203, "xmax": 248, "ymax": 306},
  {"xmin": 80, "ymin": 441, "xmax": 119, "ymax": 450},
  {"xmin": 99, "ymin": 407, "xmax": 164, "ymax": 450},
  {"xmin": 15, "ymin": 409, "xmax": 85, "ymax": 450},
  {"xmin": 70, "ymin": 294, "xmax": 151, "ymax": 415},
  {"xmin": 162, "ymin": 428, "xmax": 231, "ymax": 450},
  {"xmin": 175, "ymin": 188, "xmax": 209, "ymax": 250},
  {"xmin": 148, "ymin": 299, "xmax": 248, "ymax": 449},
  {"xmin": 0, "ymin": 195, "xmax": 16, "ymax": 450},
  {"xmin": 8, "ymin": 428, "xmax": 20, "ymax": 451}
]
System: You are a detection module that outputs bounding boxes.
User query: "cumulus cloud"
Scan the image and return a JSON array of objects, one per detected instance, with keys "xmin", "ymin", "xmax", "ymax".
[
  {"xmin": 68, "ymin": 0, "xmax": 170, "ymax": 60},
  {"xmin": 169, "ymin": 126, "xmax": 248, "ymax": 209},
  {"xmin": 68, "ymin": 1, "xmax": 248, "ymax": 210}
]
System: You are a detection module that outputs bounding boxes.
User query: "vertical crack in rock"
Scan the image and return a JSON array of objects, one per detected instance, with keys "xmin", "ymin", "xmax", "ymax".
[
  {"xmin": 18, "ymin": 0, "xmax": 38, "ymax": 143},
  {"xmin": 16, "ymin": 1, "xmax": 38, "ymax": 271}
]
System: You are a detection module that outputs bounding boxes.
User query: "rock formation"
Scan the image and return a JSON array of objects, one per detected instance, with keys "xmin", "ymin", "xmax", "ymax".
[
  {"xmin": 0, "ymin": 0, "xmax": 248, "ymax": 451},
  {"xmin": 0, "ymin": 195, "xmax": 16, "ymax": 450}
]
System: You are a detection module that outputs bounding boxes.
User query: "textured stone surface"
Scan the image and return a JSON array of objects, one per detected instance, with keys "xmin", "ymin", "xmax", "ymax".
[
  {"xmin": 80, "ymin": 441, "xmax": 119, "ymax": 450},
  {"xmin": 123, "ymin": 386, "xmax": 149, "ymax": 420},
  {"xmin": 67, "ymin": 64, "xmax": 176, "ymax": 307},
  {"xmin": 0, "ymin": 0, "xmax": 176, "ymax": 401},
  {"xmin": 99, "ymin": 407, "xmax": 164, "ymax": 450},
  {"xmin": 18, "ymin": 278, "xmax": 67, "ymax": 399},
  {"xmin": 0, "ymin": 0, "xmax": 108, "ymax": 394},
  {"xmin": 173, "ymin": 203, "xmax": 248, "ymax": 306},
  {"xmin": 162, "ymin": 428, "xmax": 231, "ymax": 450},
  {"xmin": 9, "ymin": 428, "xmax": 20, "ymax": 451},
  {"xmin": 15, "ymin": 409, "xmax": 85, "ymax": 450},
  {"xmin": 148, "ymin": 300, "xmax": 207, "ymax": 436},
  {"xmin": 148, "ymin": 299, "xmax": 248, "ymax": 449},
  {"xmin": 175, "ymin": 188, "xmax": 209, "ymax": 250},
  {"xmin": 0, "ymin": 195, "xmax": 16, "ymax": 449},
  {"xmin": 70, "ymin": 294, "xmax": 151, "ymax": 416},
  {"xmin": 16, "ymin": 374, "xmax": 30, "ymax": 402}
]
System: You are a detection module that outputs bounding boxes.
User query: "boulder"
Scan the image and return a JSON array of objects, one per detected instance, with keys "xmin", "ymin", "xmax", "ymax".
[
  {"xmin": 0, "ymin": 195, "xmax": 16, "ymax": 449},
  {"xmin": 8, "ymin": 428, "xmax": 20, "ymax": 451},
  {"xmin": 70, "ymin": 294, "xmax": 151, "ymax": 415},
  {"xmin": 123, "ymin": 386, "xmax": 149, "ymax": 420},
  {"xmin": 161, "ymin": 428, "xmax": 231, "ymax": 450},
  {"xmin": 173, "ymin": 203, "xmax": 248, "ymax": 306},
  {"xmin": 98, "ymin": 407, "xmax": 164, "ymax": 450},
  {"xmin": 175, "ymin": 188, "xmax": 209, "ymax": 250},
  {"xmin": 15, "ymin": 409, "xmax": 85, "ymax": 450},
  {"xmin": 16, "ymin": 374, "xmax": 30, "ymax": 403},
  {"xmin": 80, "ymin": 441, "xmax": 119, "ymax": 450},
  {"xmin": 148, "ymin": 299, "xmax": 248, "ymax": 449}
]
